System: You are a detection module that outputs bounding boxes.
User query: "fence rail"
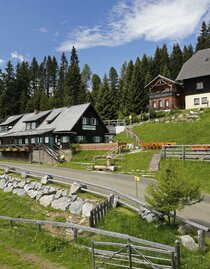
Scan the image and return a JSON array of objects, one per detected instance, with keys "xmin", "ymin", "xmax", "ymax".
[
  {"xmin": 124, "ymin": 127, "xmax": 140, "ymax": 146},
  {"xmin": 89, "ymin": 195, "xmax": 115, "ymax": 227},
  {"xmin": 92, "ymin": 240, "xmax": 178, "ymax": 269},
  {"xmin": 161, "ymin": 144, "xmax": 210, "ymax": 161}
]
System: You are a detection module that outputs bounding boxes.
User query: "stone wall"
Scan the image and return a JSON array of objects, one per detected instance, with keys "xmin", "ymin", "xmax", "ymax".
[{"xmin": 32, "ymin": 149, "xmax": 57, "ymax": 165}]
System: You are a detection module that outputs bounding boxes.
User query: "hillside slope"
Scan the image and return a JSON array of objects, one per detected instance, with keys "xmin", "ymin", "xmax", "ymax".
[{"xmin": 132, "ymin": 109, "xmax": 210, "ymax": 144}]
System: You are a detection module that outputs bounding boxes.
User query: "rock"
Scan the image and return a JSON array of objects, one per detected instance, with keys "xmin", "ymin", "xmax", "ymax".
[
  {"xmin": 48, "ymin": 186, "xmax": 56, "ymax": 194},
  {"xmin": 179, "ymin": 235, "xmax": 198, "ymax": 251},
  {"xmin": 21, "ymin": 172, "xmax": 28, "ymax": 179},
  {"xmin": 17, "ymin": 180, "xmax": 26, "ymax": 188},
  {"xmin": 36, "ymin": 190, "xmax": 44, "ymax": 201},
  {"xmin": 54, "ymin": 189, "xmax": 63, "ymax": 199},
  {"xmin": 12, "ymin": 181, "xmax": 18, "ymax": 188},
  {"xmin": 41, "ymin": 175, "xmax": 52, "ymax": 185},
  {"xmin": 62, "ymin": 190, "xmax": 67, "ymax": 197},
  {"xmin": 43, "ymin": 186, "xmax": 50, "ymax": 195},
  {"xmin": 82, "ymin": 202, "xmax": 94, "ymax": 217},
  {"xmin": 71, "ymin": 195, "xmax": 78, "ymax": 202},
  {"xmin": 69, "ymin": 198, "xmax": 83, "ymax": 214},
  {"xmin": 27, "ymin": 190, "xmax": 38, "ymax": 199},
  {"xmin": 51, "ymin": 197, "xmax": 71, "ymax": 211},
  {"xmin": 70, "ymin": 182, "xmax": 86, "ymax": 195},
  {"xmin": 39, "ymin": 195, "xmax": 55, "ymax": 207},
  {"xmin": 178, "ymin": 224, "xmax": 194, "ymax": 235},
  {"xmin": 0, "ymin": 174, "xmax": 6, "ymax": 179},
  {"xmin": 13, "ymin": 188, "xmax": 26, "ymax": 196},
  {"xmin": 35, "ymin": 182, "xmax": 42, "ymax": 190},
  {"xmin": 110, "ymin": 195, "xmax": 118, "ymax": 208},
  {"xmin": 140, "ymin": 207, "xmax": 159, "ymax": 223},
  {"xmin": 4, "ymin": 185, "xmax": 13, "ymax": 192},
  {"xmin": 4, "ymin": 167, "xmax": 10, "ymax": 174},
  {"xmin": 0, "ymin": 178, "xmax": 8, "ymax": 189},
  {"xmin": 24, "ymin": 182, "xmax": 36, "ymax": 192},
  {"xmin": 79, "ymin": 218, "xmax": 86, "ymax": 225}
]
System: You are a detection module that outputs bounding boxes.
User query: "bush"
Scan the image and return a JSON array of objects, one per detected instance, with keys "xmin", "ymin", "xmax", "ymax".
[{"xmin": 41, "ymin": 237, "xmax": 69, "ymax": 253}]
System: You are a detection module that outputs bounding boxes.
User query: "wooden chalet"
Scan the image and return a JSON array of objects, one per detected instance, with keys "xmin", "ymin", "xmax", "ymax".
[
  {"xmin": 145, "ymin": 75, "xmax": 184, "ymax": 111},
  {"xmin": 176, "ymin": 48, "xmax": 210, "ymax": 109},
  {"xmin": 0, "ymin": 103, "xmax": 109, "ymax": 162}
]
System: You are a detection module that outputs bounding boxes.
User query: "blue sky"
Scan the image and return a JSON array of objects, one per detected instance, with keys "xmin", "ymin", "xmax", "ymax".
[{"xmin": 0, "ymin": 0, "xmax": 210, "ymax": 78}]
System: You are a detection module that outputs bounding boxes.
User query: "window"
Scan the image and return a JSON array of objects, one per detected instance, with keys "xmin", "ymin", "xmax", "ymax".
[
  {"xmin": 194, "ymin": 98, "xmax": 200, "ymax": 105},
  {"xmin": 93, "ymin": 136, "xmax": 101, "ymax": 143},
  {"xmin": 196, "ymin": 82, "xmax": 204, "ymax": 90},
  {"xmin": 82, "ymin": 117, "xmax": 89, "ymax": 124},
  {"xmin": 25, "ymin": 138, "xmax": 29, "ymax": 144},
  {"xmin": 77, "ymin": 136, "xmax": 86, "ymax": 143},
  {"xmin": 165, "ymin": 100, "xmax": 169, "ymax": 108},
  {"xmin": 90, "ymin": 118, "xmax": 97, "ymax": 125},
  {"xmin": 153, "ymin": 101, "xmax": 156, "ymax": 108},
  {"xmin": 31, "ymin": 137, "xmax": 35, "ymax": 144},
  {"xmin": 61, "ymin": 136, "xmax": 69, "ymax": 143},
  {"xmin": 39, "ymin": 137, "xmax": 44, "ymax": 144},
  {"xmin": 26, "ymin": 122, "xmax": 36, "ymax": 130},
  {"xmin": 202, "ymin": 97, "xmax": 208, "ymax": 104},
  {"xmin": 159, "ymin": 100, "xmax": 162, "ymax": 108},
  {"xmin": 45, "ymin": 136, "xmax": 49, "ymax": 143},
  {"xmin": 18, "ymin": 138, "xmax": 22, "ymax": 145}
]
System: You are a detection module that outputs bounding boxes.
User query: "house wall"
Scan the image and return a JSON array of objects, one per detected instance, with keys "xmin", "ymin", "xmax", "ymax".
[
  {"xmin": 71, "ymin": 105, "xmax": 108, "ymax": 143},
  {"xmin": 184, "ymin": 76, "xmax": 210, "ymax": 95},
  {"xmin": 1, "ymin": 151, "xmax": 29, "ymax": 161},
  {"xmin": 32, "ymin": 149, "xmax": 57, "ymax": 164},
  {"xmin": 185, "ymin": 93, "xmax": 210, "ymax": 109},
  {"xmin": 76, "ymin": 142, "xmax": 119, "ymax": 151}
]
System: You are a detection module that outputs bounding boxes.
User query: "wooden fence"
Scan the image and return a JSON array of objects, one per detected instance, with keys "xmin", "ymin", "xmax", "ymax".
[
  {"xmin": 89, "ymin": 195, "xmax": 115, "ymax": 227},
  {"xmin": 124, "ymin": 127, "xmax": 140, "ymax": 146},
  {"xmin": 91, "ymin": 240, "xmax": 180, "ymax": 269},
  {"xmin": 161, "ymin": 144, "xmax": 210, "ymax": 161}
]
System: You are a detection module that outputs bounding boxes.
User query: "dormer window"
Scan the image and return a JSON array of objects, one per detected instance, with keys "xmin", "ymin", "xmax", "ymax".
[
  {"xmin": 26, "ymin": 122, "xmax": 36, "ymax": 130},
  {"xmin": 196, "ymin": 82, "xmax": 204, "ymax": 90}
]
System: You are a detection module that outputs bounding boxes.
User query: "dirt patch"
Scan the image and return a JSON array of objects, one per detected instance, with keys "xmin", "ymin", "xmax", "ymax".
[
  {"xmin": 8, "ymin": 247, "xmax": 66, "ymax": 269},
  {"xmin": 0, "ymin": 265, "xmax": 14, "ymax": 269}
]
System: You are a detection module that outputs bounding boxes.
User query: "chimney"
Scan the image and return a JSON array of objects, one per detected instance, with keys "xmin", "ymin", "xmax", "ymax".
[{"xmin": 34, "ymin": 109, "xmax": 39, "ymax": 115}]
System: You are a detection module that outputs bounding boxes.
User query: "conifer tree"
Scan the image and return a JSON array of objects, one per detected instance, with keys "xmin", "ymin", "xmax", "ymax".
[
  {"xmin": 123, "ymin": 60, "xmax": 133, "ymax": 114},
  {"xmin": 64, "ymin": 46, "xmax": 82, "ymax": 105},
  {"xmin": 118, "ymin": 61, "xmax": 127, "ymax": 117},
  {"xmin": 183, "ymin": 44, "xmax": 194, "ymax": 63},
  {"xmin": 96, "ymin": 74, "xmax": 110, "ymax": 120},
  {"xmin": 196, "ymin": 21, "xmax": 208, "ymax": 51},
  {"xmin": 108, "ymin": 66, "xmax": 119, "ymax": 119},
  {"xmin": 169, "ymin": 44, "xmax": 183, "ymax": 80},
  {"xmin": 30, "ymin": 57, "xmax": 39, "ymax": 96},
  {"xmin": 91, "ymin": 74, "xmax": 101, "ymax": 105}
]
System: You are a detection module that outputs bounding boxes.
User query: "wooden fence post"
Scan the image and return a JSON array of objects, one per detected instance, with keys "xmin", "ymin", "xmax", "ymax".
[
  {"xmin": 175, "ymin": 240, "xmax": 180, "ymax": 268},
  {"xmin": 163, "ymin": 146, "xmax": 166, "ymax": 159},
  {"xmin": 73, "ymin": 228, "xmax": 78, "ymax": 240},
  {"xmin": 127, "ymin": 239, "xmax": 132, "ymax": 269},
  {"xmin": 89, "ymin": 211, "xmax": 94, "ymax": 227},
  {"xmin": 171, "ymin": 252, "xmax": 176, "ymax": 269},
  {"xmin": 198, "ymin": 230, "xmax": 205, "ymax": 251},
  {"xmin": 182, "ymin": 146, "xmax": 185, "ymax": 160},
  {"xmin": 91, "ymin": 241, "xmax": 95, "ymax": 269}
]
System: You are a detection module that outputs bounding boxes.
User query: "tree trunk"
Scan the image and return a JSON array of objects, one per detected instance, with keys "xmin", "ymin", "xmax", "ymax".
[
  {"xmin": 168, "ymin": 213, "xmax": 171, "ymax": 226},
  {"xmin": 173, "ymin": 210, "xmax": 176, "ymax": 227}
]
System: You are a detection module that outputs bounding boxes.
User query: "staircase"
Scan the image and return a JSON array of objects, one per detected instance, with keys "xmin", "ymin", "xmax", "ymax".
[{"xmin": 40, "ymin": 145, "xmax": 60, "ymax": 162}]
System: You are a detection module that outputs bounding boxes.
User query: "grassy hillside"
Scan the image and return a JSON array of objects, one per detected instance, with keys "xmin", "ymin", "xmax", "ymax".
[{"xmin": 131, "ymin": 109, "xmax": 210, "ymax": 144}]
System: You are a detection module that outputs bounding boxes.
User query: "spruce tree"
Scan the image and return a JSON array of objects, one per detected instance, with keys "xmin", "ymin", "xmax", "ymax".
[
  {"xmin": 91, "ymin": 74, "xmax": 101, "ymax": 105},
  {"xmin": 169, "ymin": 44, "xmax": 183, "ymax": 80},
  {"xmin": 196, "ymin": 21, "xmax": 208, "ymax": 51},
  {"xmin": 123, "ymin": 60, "xmax": 133, "ymax": 114},
  {"xmin": 30, "ymin": 57, "xmax": 39, "ymax": 96},
  {"xmin": 118, "ymin": 61, "xmax": 127, "ymax": 117},
  {"xmin": 108, "ymin": 66, "xmax": 119, "ymax": 119},
  {"xmin": 183, "ymin": 44, "xmax": 194, "ymax": 63},
  {"xmin": 64, "ymin": 46, "xmax": 82, "ymax": 106}
]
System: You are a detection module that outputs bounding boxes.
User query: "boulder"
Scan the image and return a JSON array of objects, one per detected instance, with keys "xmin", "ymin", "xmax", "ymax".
[
  {"xmin": 0, "ymin": 174, "xmax": 6, "ymax": 179},
  {"xmin": 13, "ymin": 188, "xmax": 26, "ymax": 197},
  {"xmin": 21, "ymin": 172, "xmax": 28, "ymax": 179},
  {"xmin": 27, "ymin": 190, "xmax": 38, "ymax": 199},
  {"xmin": 179, "ymin": 235, "xmax": 198, "ymax": 251},
  {"xmin": 140, "ymin": 207, "xmax": 159, "ymax": 223},
  {"xmin": 41, "ymin": 175, "xmax": 52, "ymax": 185},
  {"xmin": 43, "ymin": 186, "xmax": 50, "ymax": 195},
  {"xmin": 62, "ymin": 189, "xmax": 68, "ymax": 197},
  {"xmin": 82, "ymin": 202, "xmax": 94, "ymax": 217},
  {"xmin": 39, "ymin": 194, "xmax": 55, "ymax": 207},
  {"xmin": 48, "ymin": 186, "xmax": 57, "ymax": 194},
  {"xmin": 4, "ymin": 185, "xmax": 13, "ymax": 192},
  {"xmin": 55, "ymin": 189, "xmax": 63, "ymax": 199},
  {"xmin": 36, "ymin": 190, "xmax": 44, "ymax": 201},
  {"xmin": 110, "ymin": 195, "xmax": 119, "ymax": 208},
  {"xmin": 35, "ymin": 182, "xmax": 42, "ymax": 190},
  {"xmin": 0, "ymin": 178, "xmax": 8, "ymax": 189},
  {"xmin": 70, "ymin": 182, "xmax": 86, "ymax": 195},
  {"xmin": 178, "ymin": 224, "xmax": 194, "ymax": 235},
  {"xmin": 51, "ymin": 197, "xmax": 71, "ymax": 211},
  {"xmin": 69, "ymin": 198, "xmax": 83, "ymax": 214},
  {"xmin": 17, "ymin": 180, "xmax": 26, "ymax": 188},
  {"xmin": 24, "ymin": 182, "xmax": 36, "ymax": 192}
]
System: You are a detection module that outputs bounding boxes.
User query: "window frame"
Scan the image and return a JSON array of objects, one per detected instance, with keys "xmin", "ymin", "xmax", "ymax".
[
  {"xmin": 196, "ymin": 81, "xmax": 204, "ymax": 90},
  {"xmin": 201, "ymin": 97, "xmax": 208, "ymax": 104},
  {"xmin": 194, "ymin": 98, "xmax": 200, "ymax": 105}
]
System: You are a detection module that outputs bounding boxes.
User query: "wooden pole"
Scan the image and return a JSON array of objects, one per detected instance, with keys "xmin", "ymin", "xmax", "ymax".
[
  {"xmin": 91, "ymin": 241, "xmax": 95, "ymax": 269},
  {"xmin": 198, "ymin": 230, "xmax": 205, "ymax": 251},
  {"xmin": 73, "ymin": 228, "xmax": 78, "ymax": 240},
  {"xmin": 127, "ymin": 239, "xmax": 132, "ymax": 269},
  {"xmin": 182, "ymin": 146, "xmax": 185, "ymax": 160},
  {"xmin": 175, "ymin": 240, "xmax": 180, "ymax": 268},
  {"xmin": 171, "ymin": 252, "xmax": 176, "ymax": 269}
]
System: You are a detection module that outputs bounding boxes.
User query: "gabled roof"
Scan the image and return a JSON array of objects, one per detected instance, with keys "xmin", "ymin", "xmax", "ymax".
[
  {"xmin": 0, "ymin": 114, "xmax": 23, "ymax": 126},
  {"xmin": 145, "ymin": 75, "xmax": 176, "ymax": 89},
  {"xmin": 23, "ymin": 110, "xmax": 51, "ymax": 122},
  {"xmin": 176, "ymin": 48, "xmax": 210, "ymax": 81}
]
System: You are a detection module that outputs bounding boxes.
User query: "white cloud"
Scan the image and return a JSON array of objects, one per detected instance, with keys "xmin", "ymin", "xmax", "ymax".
[
  {"xmin": 11, "ymin": 51, "xmax": 25, "ymax": 62},
  {"xmin": 39, "ymin": 27, "xmax": 47, "ymax": 33},
  {"xmin": 56, "ymin": 0, "xmax": 210, "ymax": 51},
  {"xmin": 0, "ymin": 58, "xmax": 5, "ymax": 65}
]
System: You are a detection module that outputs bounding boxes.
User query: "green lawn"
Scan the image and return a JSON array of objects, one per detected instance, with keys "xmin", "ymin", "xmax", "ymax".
[{"xmin": 131, "ymin": 109, "xmax": 210, "ymax": 144}]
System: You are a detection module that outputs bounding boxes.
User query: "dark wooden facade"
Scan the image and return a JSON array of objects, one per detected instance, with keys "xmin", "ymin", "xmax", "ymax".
[{"xmin": 145, "ymin": 75, "xmax": 184, "ymax": 111}]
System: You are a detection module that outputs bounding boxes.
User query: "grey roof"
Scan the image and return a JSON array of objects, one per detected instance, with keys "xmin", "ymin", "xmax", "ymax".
[
  {"xmin": 0, "ymin": 103, "xmax": 92, "ymax": 138},
  {"xmin": 53, "ymin": 103, "xmax": 90, "ymax": 132},
  {"xmin": 24, "ymin": 110, "xmax": 52, "ymax": 122},
  {"xmin": 0, "ymin": 114, "xmax": 23, "ymax": 126},
  {"xmin": 3, "ymin": 128, "xmax": 54, "ymax": 137},
  {"xmin": 145, "ymin": 75, "xmax": 176, "ymax": 89},
  {"xmin": 176, "ymin": 48, "xmax": 210, "ymax": 81}
]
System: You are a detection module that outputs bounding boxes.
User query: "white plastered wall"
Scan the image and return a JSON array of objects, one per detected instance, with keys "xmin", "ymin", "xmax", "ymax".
[{"xmin": 185, "ymin": 93, "xmax": 210, "ymax": 109}]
